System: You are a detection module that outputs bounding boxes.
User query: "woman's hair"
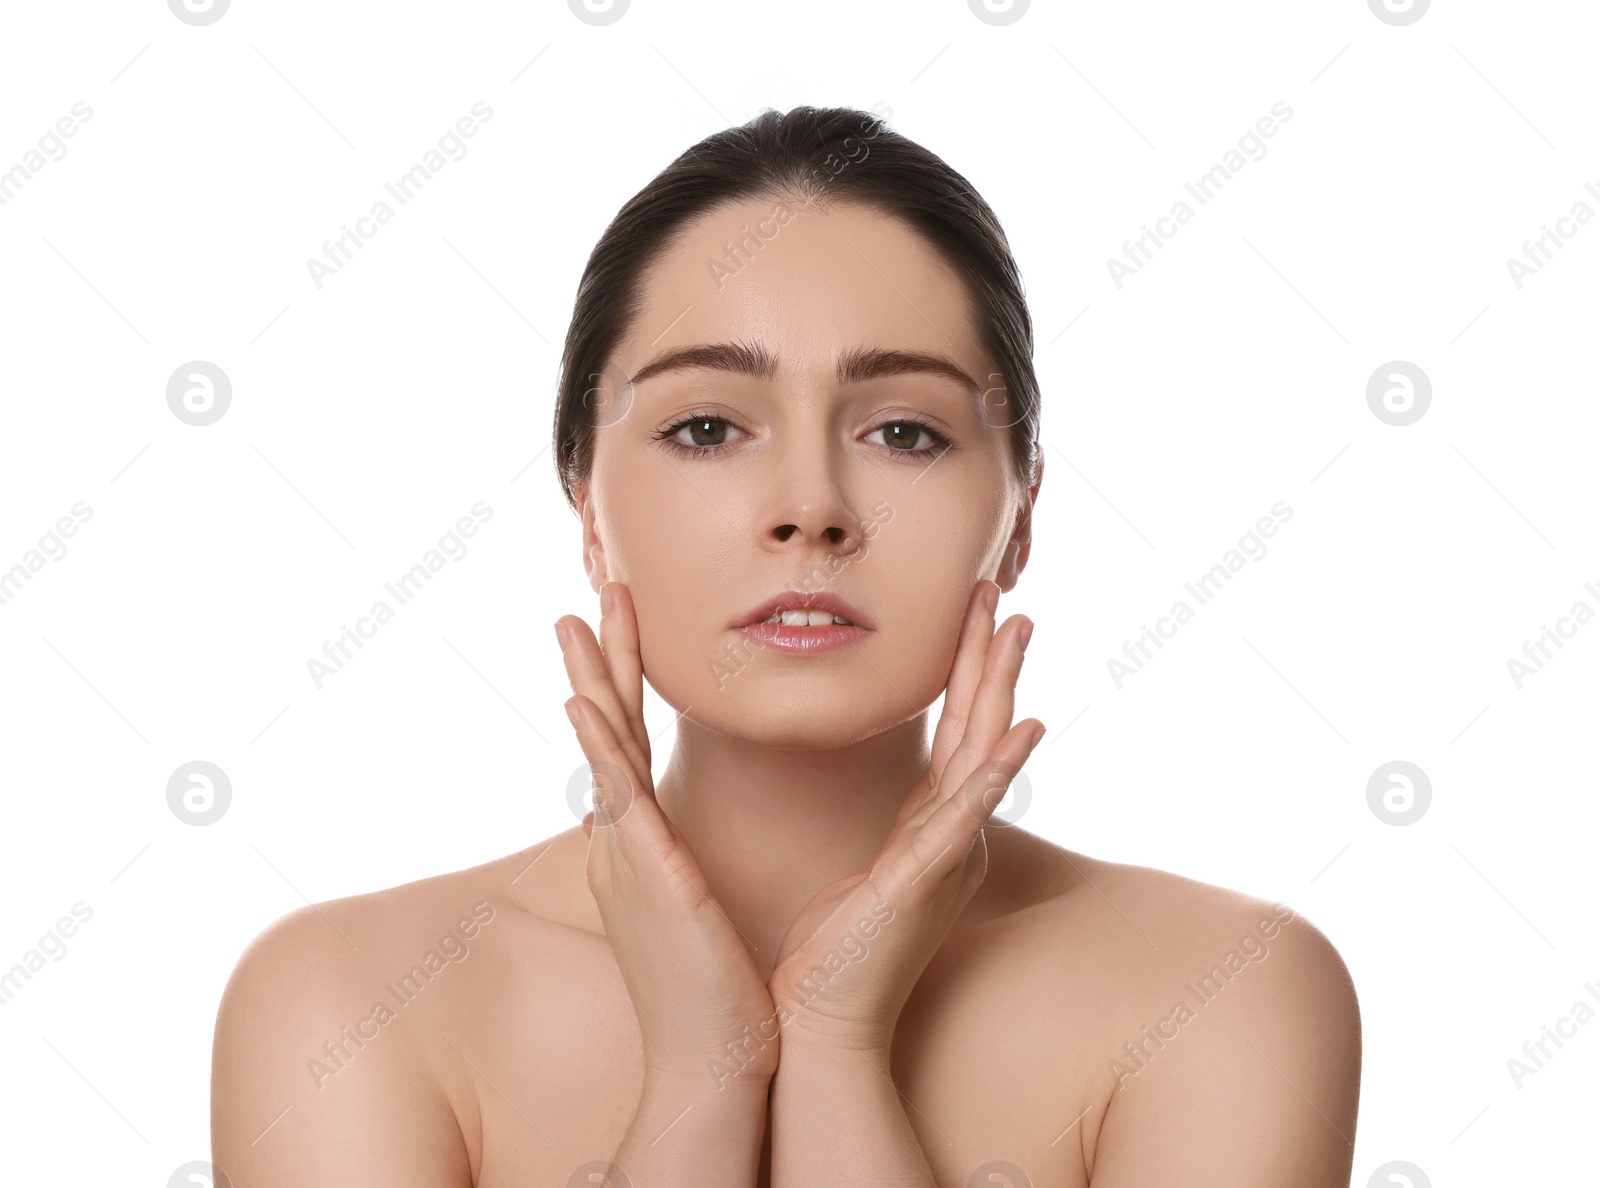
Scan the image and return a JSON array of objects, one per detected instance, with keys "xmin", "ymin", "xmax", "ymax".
[{"xmin": 552, "ymin": 104, "xmax": 1041, "ymax": 511}]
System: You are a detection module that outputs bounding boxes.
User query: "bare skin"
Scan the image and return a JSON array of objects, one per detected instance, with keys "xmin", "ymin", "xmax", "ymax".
[{"xmin": 212, "ymin": 192, "xmax": 1360, "ymax": 1185}]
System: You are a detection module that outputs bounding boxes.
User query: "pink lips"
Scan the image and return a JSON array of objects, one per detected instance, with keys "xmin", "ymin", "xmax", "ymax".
[
  {"xmin": 739, "ymin": 620, "xmax": 870, "ymax": 655},
  {"xmin": 734, "ymin": 588, "xmax": 872, "ymax": 655}
]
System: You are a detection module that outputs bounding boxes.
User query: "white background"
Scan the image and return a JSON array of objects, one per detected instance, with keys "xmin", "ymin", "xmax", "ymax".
[{"xmin": 1, "ymin": 0, "xmax": 1596, "ymax": 1183}]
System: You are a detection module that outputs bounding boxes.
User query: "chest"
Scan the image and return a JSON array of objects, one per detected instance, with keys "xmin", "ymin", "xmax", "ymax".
[{"xmin": 448, "ymin": 923, "xmax": 1101, "ymax": 1187}]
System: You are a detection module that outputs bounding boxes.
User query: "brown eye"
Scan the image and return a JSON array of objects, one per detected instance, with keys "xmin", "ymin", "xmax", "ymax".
[
  {"xmin": 869, "ymin": 421, "xmax": 944, "ymax": 452},
  {"xmin": 683, "ymin": 418, "xmax": 729, "ymax": 447},
  {"xmin": 862, "ymin": 419, "xmax": 952, "ymax": 462},
  {"xmin": 879, "ymin": 422, "xmax": 925, "ymax": 451},
  {"xmin": 655, "ymin": 414, "xmax": 747, "ymax": 456}
]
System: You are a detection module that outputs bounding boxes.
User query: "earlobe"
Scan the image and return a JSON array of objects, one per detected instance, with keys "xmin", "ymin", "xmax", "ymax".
[
  {"xmin": 996, "ymin": 461, "xmax": 1041, "ymax": 592},
  {"xmin": 585, "ymin": 542, "xmax": 609, "ymax": 593},
  {"xmin": 996, "ymin": 537, "xmax": 1027, "ymax": 592},
  {"xmin": 575, "ymin": 484, "xmax": 609, "ymax": 593}
]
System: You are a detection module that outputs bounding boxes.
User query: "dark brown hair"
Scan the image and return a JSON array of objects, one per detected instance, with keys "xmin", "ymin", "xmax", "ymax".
[{"xmin": 552, "ymin": 104, "xmax": 1040, "ymax": 511}]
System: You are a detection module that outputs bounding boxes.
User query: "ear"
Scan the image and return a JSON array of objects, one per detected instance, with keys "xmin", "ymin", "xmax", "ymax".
[
  {"xmin": 574, "ymin": 482, "xmax": 609, "ymax": 594},
  {"xmin": 994, "ymin": 454, "xmax": 1042, "ymax": 593}
]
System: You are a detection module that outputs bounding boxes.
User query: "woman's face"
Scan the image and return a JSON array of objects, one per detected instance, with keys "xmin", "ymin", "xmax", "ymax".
[{"xmin": 578, "ymin": 196, "xmax": 1037, "ymax": 748}]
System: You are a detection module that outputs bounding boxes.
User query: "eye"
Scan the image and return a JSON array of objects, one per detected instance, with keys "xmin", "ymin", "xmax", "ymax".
[
  {"xmin": 651, "ymin": 412, "xmax": 953, "ymax": 463},
  {"xmin": 864, "ymin": 419, "xmax": 951, "ymax": 461},
  {"xmin": 653, "ymin": 413, "xmax": 747, "ymax": 458}
]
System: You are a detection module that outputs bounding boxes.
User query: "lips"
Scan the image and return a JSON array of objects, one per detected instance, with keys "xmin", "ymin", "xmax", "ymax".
[{"xmin": 734, "ymin": 588, "xmax": 872, "ymax": 631}]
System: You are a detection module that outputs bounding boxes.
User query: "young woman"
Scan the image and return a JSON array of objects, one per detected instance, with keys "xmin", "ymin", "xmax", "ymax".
[{"xmin": 212, "ymin": 105, "xmax": 1361, "ymax": 1187}]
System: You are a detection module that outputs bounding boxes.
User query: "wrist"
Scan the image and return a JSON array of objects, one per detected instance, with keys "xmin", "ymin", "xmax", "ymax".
[
  {"xmin": 773, "ymin": 1006, "xmax": 895, "ymax": 1066},
  {"xmin": 643, "ymin": 1061, "xmax": 773, "ymax": 1105},
  {"xmin": 625, "ymin": 1068, "xmax": 770, "ymax": 1173},
  {"xmin": 643, "ymin": 1028, "xmax": 780, "ymax": 1093},
  {"xmin": 775, "ymin": 1032, "xmax": 893, "ymax": 1078}
]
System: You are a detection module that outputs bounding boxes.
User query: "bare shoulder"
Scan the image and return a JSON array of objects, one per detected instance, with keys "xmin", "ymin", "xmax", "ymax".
[
  {"xmin": 1072, "ymin": 849, "xmax": 1356, "ymax": 1024},
  {"xmin": 210, "ymin": 833, "xmax": 590, "ymax": 1187},
  {"xmin": 1040, "ymin": 843, "xmax": 1354, "ymax": 975},
  {"xmin": 987, "ymin": 831, "xmax": 1354, "ymax": 997},
  {"xmin": 1014, "ymin": 840, "xmax": 1361, "ymax": 1186}
]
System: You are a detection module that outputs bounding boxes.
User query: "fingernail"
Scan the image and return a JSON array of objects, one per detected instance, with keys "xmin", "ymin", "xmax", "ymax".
[
  {"xmin": 1019, "ymin": 620, "xmax": 1033, "ymax": 652},
  {"xmin": 564, "ymin": 698, "xmax": 580, "ymax": 727},
  {"xmin": 982, "ymin": 582, "xmax": 1000, "ymax": 617},
  {"xmin": 600, "ymin": 584, "xmax": 614, "ymax": 616},
  {"xmin": 554, "ymin": 620, "xmax": 570, "ymax": 652},
  {"xmin": 1030, "ymin": 723, "xmax": 1046, "ymax": 749}
]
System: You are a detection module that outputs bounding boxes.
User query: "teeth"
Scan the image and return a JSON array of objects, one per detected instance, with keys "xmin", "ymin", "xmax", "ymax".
[{"xmin": 760, "ymin": 609, "xmax": 853, "ymax": 626}]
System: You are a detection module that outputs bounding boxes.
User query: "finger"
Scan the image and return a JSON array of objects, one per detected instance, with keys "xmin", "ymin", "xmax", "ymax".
[
  {"xmin": 558, "ymin": 614, "xmax": 651, "ymax": 781},
  {"xmin": 909, "ymin": 717, "xmax": 1044, "ymax": 868},
  {"xmin": 567, "ymin": 695, "xmax": 719, "ymax": 917},
  {"xmin": 598, "ymin": 582, "xmax": 650, "ymax": 762},
  {"xmin": 887, "ymin": 769, "xmax": 936, "ymax": 840},
  {"xmin": 939, "ymin": 612, "xmax": 1030, "ymax": 803},
  {"xmin": 930, "ymin": 581, "xmax": 998, "ymax": 777},
  {"xmin": 567, "ymin": 693, "xmax": 665, "ymax": 871}
]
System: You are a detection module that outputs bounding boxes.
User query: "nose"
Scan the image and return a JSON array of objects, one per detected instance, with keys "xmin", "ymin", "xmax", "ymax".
[
  {"xmin": 758, "ymin": 431, "xmax": 862, "ymax": 554},
  {"xmin": 770, "ymin": 515, "xmax": 850, "ymax": 547}
]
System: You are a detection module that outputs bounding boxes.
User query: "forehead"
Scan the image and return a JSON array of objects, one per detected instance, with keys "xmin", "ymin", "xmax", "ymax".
[{"xmin": 617, "ymin": 197, "xmax": 988, "ymax": 384}]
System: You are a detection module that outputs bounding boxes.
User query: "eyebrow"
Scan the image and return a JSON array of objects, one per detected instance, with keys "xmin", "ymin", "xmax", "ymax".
[{"xmin": 627, "ymin": 342, "xmax": 981, "ymax": 398}]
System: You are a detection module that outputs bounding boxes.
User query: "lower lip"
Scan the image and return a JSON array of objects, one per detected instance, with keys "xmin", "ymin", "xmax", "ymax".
[{"xmin": 738, "ymin": 621, "xmax": 869, "ymax": 654}]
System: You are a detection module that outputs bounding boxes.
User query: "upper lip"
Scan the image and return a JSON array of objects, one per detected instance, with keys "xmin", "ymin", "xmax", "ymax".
[{"xmin": 736, "ymin": 589, "xmax": 872, "ymax": 630}]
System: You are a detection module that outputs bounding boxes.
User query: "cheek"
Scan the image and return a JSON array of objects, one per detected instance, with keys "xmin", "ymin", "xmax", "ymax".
[
  {"xmin": 867, "ymin": 500, "xmax": 997, "ymax": 605},
  {"xmin": 596, "ymin": 487, "xmax": 751, "ymax": 711},
  {"xmin": 858, "ymin": 502, "xmax": 1000, "ymax": 673}
]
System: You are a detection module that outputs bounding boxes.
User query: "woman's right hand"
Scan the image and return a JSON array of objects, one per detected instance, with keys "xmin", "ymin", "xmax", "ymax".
[{"xmin": 557, "ymin": 581, "xmax": 780, "ymax": 1093}]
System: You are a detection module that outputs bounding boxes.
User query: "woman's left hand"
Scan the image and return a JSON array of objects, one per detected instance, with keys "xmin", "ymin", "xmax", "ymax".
[{"xmin": 765, "ymin": 579, "xmax": 1044, "ymax": 1057}]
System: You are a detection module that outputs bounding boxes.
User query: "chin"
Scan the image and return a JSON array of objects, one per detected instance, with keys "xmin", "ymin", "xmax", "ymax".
[
  {"xmin": 663, "ymin": 662, "xmax": 934, "ymax": 750},
  {"xmin": 706, "ymin": 711, "xmax": 901, "ymax": 751}
]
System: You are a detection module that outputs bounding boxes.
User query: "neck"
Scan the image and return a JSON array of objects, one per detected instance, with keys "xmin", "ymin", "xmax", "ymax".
[{"xmin": 652, "ymin": 711, "xmax": 931, "ymax": 977}]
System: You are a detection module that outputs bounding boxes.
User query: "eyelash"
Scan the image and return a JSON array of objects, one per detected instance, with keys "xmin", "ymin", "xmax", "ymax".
[{"xmin": 651, "ymin": 412, "xmax": 953, "ymax": 462}]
